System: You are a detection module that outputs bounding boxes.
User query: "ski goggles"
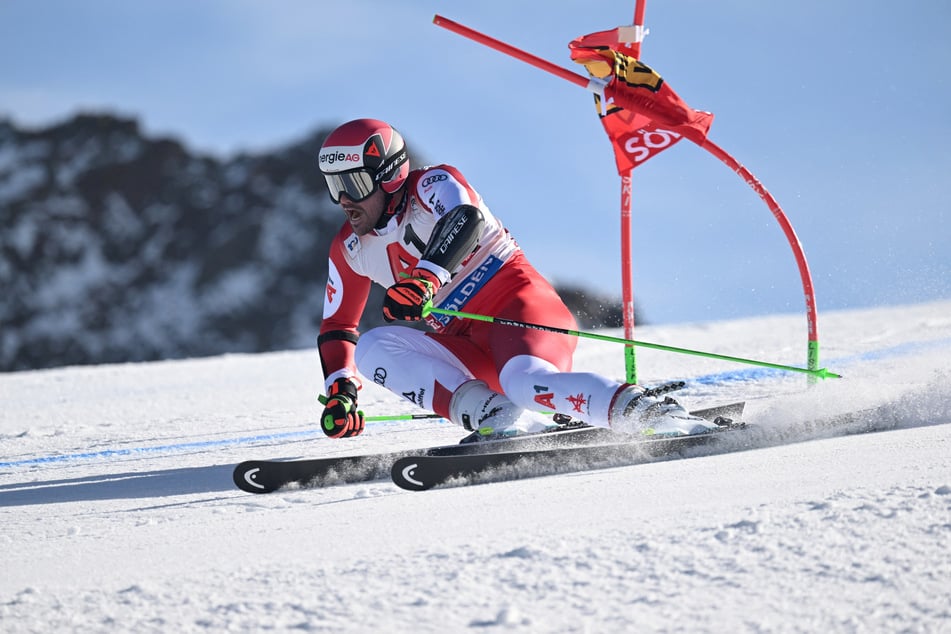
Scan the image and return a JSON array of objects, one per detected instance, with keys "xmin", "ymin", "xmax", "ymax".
[{"xmin": 324, "ymin": 169, "xmax": 377, "ymax": 203}]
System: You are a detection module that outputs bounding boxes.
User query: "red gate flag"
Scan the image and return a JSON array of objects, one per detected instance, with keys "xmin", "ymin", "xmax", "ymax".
[{"xmin": 569, "ymin": 28, "xmax": 714, "ymax": 174}]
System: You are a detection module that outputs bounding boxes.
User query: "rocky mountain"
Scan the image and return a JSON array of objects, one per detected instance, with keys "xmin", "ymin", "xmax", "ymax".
[{"xmin": 0, "ymin": 113, "xmax": 626, "ymax": 372}]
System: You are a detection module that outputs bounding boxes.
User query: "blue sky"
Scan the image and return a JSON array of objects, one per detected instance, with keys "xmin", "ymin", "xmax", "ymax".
[{"xmin": 2, "ymin": 0, "xmax": 949, "ymax": 331}]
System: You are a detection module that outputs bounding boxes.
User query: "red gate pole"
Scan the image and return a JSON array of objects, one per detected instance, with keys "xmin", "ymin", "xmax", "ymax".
[
  {"xmin": 616, "ymin": 1, "xmax": 649, "ymax": 384},
  {"xmin": 701, "ymin": 139, "xmax": 820, "ymax": 375},
  {"xmin": 432, "ymin": 14, "xmax": 821, "ymax": 380}
]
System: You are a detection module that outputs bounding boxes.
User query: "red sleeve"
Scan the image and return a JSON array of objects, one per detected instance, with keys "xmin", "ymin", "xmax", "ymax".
[{"xmin": 318, "ymin": 228, "xmax": 371, "ymax": 390}]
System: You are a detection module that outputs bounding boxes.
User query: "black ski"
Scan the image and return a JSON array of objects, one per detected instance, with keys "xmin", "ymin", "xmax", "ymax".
[
  {"xmin": 233, "ymin": 401, "xmax": 745, "ymax": 493},
  {"xmin": 232, "ymin": 425, "xmax": 616, "ymax": 493},
  {"xmin": 391, "ymin": 422, "xmax": 748, "ymax": 491},
  {"xmin": 234, "ymin": 451, "xmax": 412, "ymax": 493}
]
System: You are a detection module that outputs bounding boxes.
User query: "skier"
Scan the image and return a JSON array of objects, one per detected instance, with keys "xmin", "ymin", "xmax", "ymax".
[{"xmin": 316, "ymin": 118, "xmax": 715, "ymax": 440}]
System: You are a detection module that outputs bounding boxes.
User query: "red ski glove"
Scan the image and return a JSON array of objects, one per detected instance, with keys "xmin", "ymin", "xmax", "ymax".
[
  {"xmin": 382, "ymin": 268, "xmax": 441, "ymax": 322},
  {"xmin": 318, "ymin": 378, "xmax": 365, "ymax": 438}
]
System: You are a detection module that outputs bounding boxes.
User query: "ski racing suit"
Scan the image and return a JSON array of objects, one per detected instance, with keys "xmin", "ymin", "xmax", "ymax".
[{"xmin": 318, "ymin": 164, "xmax": 625, "ymax": 429}]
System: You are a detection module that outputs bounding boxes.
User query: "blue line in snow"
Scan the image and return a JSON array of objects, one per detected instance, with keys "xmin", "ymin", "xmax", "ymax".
[
  {"xmin": 686, "ymin": 336, "xmax": 951, "ymax": 386},
  {"xmin": 0, "ymin": 429, "xmax": 319, "ymax": 469},
  {"xmin": 4, "ymin": 335, "xmax": 949, "ymax": 469}
]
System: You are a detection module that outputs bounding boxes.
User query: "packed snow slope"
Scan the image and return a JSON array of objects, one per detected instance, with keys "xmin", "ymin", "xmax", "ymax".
[{"xmin": 2, "ymin": 300, "xmax": 950, "ymax": 633}]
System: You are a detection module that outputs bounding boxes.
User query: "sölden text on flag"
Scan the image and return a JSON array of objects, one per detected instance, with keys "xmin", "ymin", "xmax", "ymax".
[{"xmin": 569, "ymin": 28, "xmax": 714, "ymax": 175}]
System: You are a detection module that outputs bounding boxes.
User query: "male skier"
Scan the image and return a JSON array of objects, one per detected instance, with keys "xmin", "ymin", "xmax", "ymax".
[{"xmin": 316, "ymin": 118, "xmax": 714, "ymax": 440}]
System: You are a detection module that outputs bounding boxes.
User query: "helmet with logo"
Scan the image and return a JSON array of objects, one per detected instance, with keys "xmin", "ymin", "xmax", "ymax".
[{"xmin": 317, "ymin": 119, "xmax": 409, "ymax": 203}]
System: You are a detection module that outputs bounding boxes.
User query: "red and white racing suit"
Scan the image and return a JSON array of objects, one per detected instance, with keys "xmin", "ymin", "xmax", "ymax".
[{"xmin": 319, "ymin": 164, "xmax": 622, "ymax": 426}]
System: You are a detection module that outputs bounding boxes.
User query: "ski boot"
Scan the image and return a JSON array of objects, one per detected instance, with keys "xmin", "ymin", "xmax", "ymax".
[{"xmin": 609, "ymin": 384, "xmax": 719, "ymax": 437}]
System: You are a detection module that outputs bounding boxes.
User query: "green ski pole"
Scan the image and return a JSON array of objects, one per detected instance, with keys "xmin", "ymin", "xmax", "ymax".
[{"xmin": 423, "ymin": 304, "xmax": 841, "ymax": 380}]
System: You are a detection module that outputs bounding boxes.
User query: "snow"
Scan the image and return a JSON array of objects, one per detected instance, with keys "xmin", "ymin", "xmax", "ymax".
[{"xmin": 2, "ymin": 300, "xmax": 950, "ymax": 632}]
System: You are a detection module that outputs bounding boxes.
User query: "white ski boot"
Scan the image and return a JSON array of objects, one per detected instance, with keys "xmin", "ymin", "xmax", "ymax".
[
  {"xmin": 609, "ymin": 385, "xmax": 718, "ymax": 437},
  {"xmin": 450, "ymin": 380, "xmax": 557, "ymax": 443}
]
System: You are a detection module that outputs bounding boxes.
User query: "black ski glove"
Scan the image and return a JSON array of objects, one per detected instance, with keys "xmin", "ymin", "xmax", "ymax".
[{"xmin": 318, "ymin": 378, "xmax": 365, "ymax": 438}]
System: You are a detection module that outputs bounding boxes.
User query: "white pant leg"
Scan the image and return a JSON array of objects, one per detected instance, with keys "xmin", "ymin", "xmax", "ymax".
[
  {"xmin": 498, "ymin": 355, "xmax": 621, "ymax": 428},
  {"xmin": 354, "ymin": 326, "xmax": 474, "ymax": 412}
]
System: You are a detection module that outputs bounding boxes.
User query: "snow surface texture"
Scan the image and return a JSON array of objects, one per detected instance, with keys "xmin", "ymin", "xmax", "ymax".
[{"xmin": 2, "ymin": 300, "xmax": 950, "ymax": 633}]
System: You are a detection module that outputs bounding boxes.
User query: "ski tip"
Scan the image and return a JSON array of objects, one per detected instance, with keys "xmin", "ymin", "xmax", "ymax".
[
  {"xmin": 391, "ymin": 457, "xmax": 434, "ymax": 491},
  {"xmin": 233, "ymin": 462, "xmax": 277, "ymax": 494}
]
